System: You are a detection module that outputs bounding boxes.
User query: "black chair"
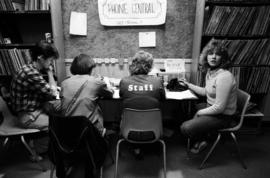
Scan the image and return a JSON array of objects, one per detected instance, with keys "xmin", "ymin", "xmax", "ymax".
[
  {"xmin": 115, "ymin": 96, "xmax": 166, "ymax": 178},
  {"xmin": 187, "ymin": 89, "xmax": 251, "ymax": 169},
  {"xmin": 48, "ymin": 115, "xmax": 109, "ymax": 178}
]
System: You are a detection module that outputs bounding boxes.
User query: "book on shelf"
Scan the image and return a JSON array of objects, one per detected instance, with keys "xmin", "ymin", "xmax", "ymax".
[
  {"xmin": 204, "ymin": 6, "xmax": 270, "ymax": 36},
  {"xmin": 0, "ymin": 48, "xmax": 31, "ymax": 75},
  {"xmin": 24, "ymin": 0, "xmax": 50, "ymax": 11}
]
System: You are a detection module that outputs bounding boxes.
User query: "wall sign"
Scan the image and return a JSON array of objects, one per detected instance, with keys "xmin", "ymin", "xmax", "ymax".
[{"xmin": 98, "ymin": 0, "xmax": 167, "ymax": 26}]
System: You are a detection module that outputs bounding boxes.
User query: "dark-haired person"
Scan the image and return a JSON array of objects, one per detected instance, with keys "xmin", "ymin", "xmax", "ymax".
[
  {"xmin": 119, "ymin": 50, "xmax": 165, "ymax": 159},
  {"xmin": 58, "ymin": 53, "xmax": 114, "ymax": 135},
  {"xmin": 180, "ymin": 40, "xmax": 237, "ymax": 154},
  {"xmin": 10, "ymin": 40, "xmax": 59, "ymax": 130}
]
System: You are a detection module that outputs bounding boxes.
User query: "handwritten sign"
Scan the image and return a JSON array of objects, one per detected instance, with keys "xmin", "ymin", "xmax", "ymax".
[
  {"xmin": 98, "ymin": 0, "xmax": 167, "ymax": 26},
  {"xmin": 164, "ymin": 59, "xmax": 185, "ymax": 73}
]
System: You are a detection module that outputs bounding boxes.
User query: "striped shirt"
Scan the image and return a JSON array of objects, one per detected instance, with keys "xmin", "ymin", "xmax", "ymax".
[{"xmin": 10, "ymin": 64, "xmax": 55, "ymax": 113}]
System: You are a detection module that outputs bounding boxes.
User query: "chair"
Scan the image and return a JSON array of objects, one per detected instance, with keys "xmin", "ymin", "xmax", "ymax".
[
  {"xmin": 115, "ymin": 96, "xmax": 166, "ymax": 178},
  {"xmin": 48, "ymin": 115, "xmax": 109, "ymax": 178},
  {"xmin": 0, "ymin": 96, "xmax": 47, "ymax": 170},
  {"xmin": 187, "ymin": 89, "xmax": 250, "ymax": 169}
]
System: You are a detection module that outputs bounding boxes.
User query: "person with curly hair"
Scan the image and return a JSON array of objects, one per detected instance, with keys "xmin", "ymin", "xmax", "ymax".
[
  {"xmin": 119, "ymin": 50, "xmax": 165, "ymax": 101},
  {"xmin": 119, "ymin": 50, "xmax": 165, "ymax": 159},
  {"xmin": 180, "ymin": 40, "xmax": 237, "ymax": 154}
]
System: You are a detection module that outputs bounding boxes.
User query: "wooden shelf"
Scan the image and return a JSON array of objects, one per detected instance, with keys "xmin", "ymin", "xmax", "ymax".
[
  {"xmin": 206, "ymin": 1, "xmax": 270, "ymax": 7},
  {"xmin": 232, "ymin": 65, "xmax": 270, "ymax": 68},
  {"xmin": 0, "ymin": 10, "xmax": 50, "ymax": 15},
  {"xmin": 203, "ymin": 35, "xmax": 270, "ymax": 40},
  {"xmin": 0, "ymin": 43, "xmax": 35, "ymax": 48}
]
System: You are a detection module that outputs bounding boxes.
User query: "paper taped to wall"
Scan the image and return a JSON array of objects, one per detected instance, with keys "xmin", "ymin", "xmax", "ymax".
[{"xmin": 69, "ymin": 11, "xmax": 87, "ymax": 36}]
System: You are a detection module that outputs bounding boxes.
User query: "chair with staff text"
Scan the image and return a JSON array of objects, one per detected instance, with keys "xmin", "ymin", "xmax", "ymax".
[{"xmin": 115, "ymin": 96, "xmax": 166, "ymax": 178}]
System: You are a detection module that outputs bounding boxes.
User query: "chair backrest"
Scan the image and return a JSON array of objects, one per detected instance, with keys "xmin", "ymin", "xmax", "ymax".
[
  {"xmin": 121, "ymin": 96, "xmax": 163, "ymax": 143},
  {"xmin": 48, "ymin": 114, "xmax": 108, "ymax": 173},
  {"xmin": 49, "ymin": 115, "xmax": 90, "ymax": 153},
  {"xmin": 225, "ymin": 89, "xmax": 251, "ymax": 131}
]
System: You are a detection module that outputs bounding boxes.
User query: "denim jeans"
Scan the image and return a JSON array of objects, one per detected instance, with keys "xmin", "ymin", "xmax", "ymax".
[{"xmin": 181, "ymin": 113, "xmax": 233, "ymax": 140}]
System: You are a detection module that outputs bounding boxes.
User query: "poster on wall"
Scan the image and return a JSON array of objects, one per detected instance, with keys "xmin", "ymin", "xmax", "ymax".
[{"xmin": 98, "ymin": 0, "xmax": 167, "ymax": 26}]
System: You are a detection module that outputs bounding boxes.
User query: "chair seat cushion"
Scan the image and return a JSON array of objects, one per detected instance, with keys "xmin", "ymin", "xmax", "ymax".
[
  {"xmin": 0, "ymin": 122, "xmax": 40, "ymax": 136},
  {"xmin": 127, "ymin": 130, "xmax": 155, "ymax": 142}
]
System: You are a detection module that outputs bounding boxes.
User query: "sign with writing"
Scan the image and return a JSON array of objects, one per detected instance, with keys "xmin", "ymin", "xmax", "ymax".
[
  {"xmin": 164, "ymin": 59, "xmax": 185, "ymax": 73},
  {"xmin": 98, "ymin": 0, "xmax": 167, "ymax": 26}
]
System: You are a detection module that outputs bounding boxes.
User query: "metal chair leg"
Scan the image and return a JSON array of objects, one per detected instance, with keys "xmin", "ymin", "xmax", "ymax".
[
  {"xmin": 50, "ymin": 164, "xmax": 55, "ymax": 178},
  {"xmin": 159, "ymin": 140, "xmax": 166, "ymax": 178},
  {"xmin": 115, "ymin": 139, "xmax": 124, "ymax": 178},
  {"xmin": 100, "ymin": 166, "xmax": 103, "ymax": 178},
  {"xmin": 200, "ymin": 133, "xmax": 221, "ymax": 169},
  {"xmin": 20, "ymin": 136, "xmax": 47, "ymax": 171},
  {"xmin": 230, "ymin": 132, "xmax": 247, "ymax": 169},
  {"xmin": 187, "ymin": 138, "xmax": 191, "ymax": 159},
  {"xmin": 3, "ymin": 138, "xmax": 9, "ymax": 147}
]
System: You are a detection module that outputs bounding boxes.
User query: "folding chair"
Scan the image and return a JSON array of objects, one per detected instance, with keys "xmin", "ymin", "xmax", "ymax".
[
  {"xmin": 187, "ymin": 89, "xmax": 250, "ymax": 169},
  {"xmin": 0, "ymin": 96, "xmax": 47, "ymax": 170}
]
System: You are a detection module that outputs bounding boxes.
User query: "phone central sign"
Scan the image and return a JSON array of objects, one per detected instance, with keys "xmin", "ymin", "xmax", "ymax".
[{"xmin": 98, "ymin": 0, "xmax": 167, "ymax": 26}]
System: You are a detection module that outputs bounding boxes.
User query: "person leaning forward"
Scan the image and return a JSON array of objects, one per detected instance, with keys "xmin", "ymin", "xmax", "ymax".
[{"xmin": 10, "ymin": 40, "xmax": 59, "ymax": 130}]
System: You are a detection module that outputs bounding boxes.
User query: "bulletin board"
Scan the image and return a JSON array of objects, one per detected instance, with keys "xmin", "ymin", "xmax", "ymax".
[{"xmin": 62, "ymin": 0, "xmax": 197, "ymax": 59}]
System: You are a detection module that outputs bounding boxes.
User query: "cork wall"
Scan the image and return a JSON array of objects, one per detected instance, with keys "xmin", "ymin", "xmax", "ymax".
[{"xmin": 61, "ymin": 0, "xmax": 197, "ymax": 78}]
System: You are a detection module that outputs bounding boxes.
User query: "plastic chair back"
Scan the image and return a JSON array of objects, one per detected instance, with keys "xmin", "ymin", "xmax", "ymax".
[
  {"xmin": 121, "ymin": 96, "xmax": 163, "ymax": 143},
  {"xmin": 220, "ymin": 89, "xmax": 251, "ymax": 132}
]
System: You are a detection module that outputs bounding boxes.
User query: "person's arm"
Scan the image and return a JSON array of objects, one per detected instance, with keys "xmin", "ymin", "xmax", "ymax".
[
  {"xmin": 158, "ymin": 78, "xmax": 166, "ymax": 101},
  {"xmin": 28, "ymin": 69, "xmax": 57, "ymax": 99},
  {"xmin": 47, "ymin": 65, "xmax": 57, "ymax": 87},
  {"xmin": 97, "ymin": 79, "xmax": 114, "ymax": 99},
  {"xmin": 185, "ymin": 82, "xmax": 206, "ymax": 96},
  {"xmin": 119, "ymin": 79, "xmax": 124, "ymax": 98},
  {"xmin": 197, "ymin": 73, "xmax": 234, "ymax": 116}
]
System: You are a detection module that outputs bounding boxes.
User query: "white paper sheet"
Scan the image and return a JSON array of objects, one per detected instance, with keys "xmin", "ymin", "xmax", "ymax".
[
  {"xmin": 165, "ymin": 90, "xmax": 198, "ymax": 100},
  {"xmin": 69, "ymin": 11, "xmax": 87, "ymax": 36},
  {"xmin": 112, "ymin": 89, "xmax": 197, "ymax": 100},
  {"xmin": 139, "ymin": 32, "xmax": 156, "ymax": 47}
]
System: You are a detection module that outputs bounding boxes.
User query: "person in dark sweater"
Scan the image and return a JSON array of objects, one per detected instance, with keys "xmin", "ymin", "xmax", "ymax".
[{"xmin": 119, "ymin": 50, "xmax": 165, "ymax": 159}]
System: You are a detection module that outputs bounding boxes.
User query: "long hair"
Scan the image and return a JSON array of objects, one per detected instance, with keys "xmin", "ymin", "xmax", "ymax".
[
  {"xmin": 199, "ymin": 39, "xmax": 231, "ymax": 71},
  {"xmin": 129, "ymin": 50, "xmax": 153, "ymax": 75}
]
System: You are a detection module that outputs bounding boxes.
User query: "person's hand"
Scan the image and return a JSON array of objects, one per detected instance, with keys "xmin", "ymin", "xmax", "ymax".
[
  {"xmin": 178, "ymin": 79, "xmax": 189, "ymax": 89},
  {"xmin": 46, "ymin": 65, "xmax": 54, "ymax": 75}
]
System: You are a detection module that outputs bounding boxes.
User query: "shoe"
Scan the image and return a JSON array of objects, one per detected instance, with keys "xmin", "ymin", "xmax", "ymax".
[{"xmin": 190, "ymin": 141, "xmax": 208, "ymax": 154}]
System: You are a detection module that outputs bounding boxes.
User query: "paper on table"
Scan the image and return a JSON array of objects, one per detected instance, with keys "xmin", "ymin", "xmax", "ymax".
[
  {"xmin": 112, "ymin": 89, "xmax": 197, "ymax": 100},
  {"xmin": 166, "ymin": 90, "xmax": 198, "ymax": 100},
  {"xmin": 113, "ymin": 89, "xmax": 120, "ymax": 99},
  {"xmin": 69, "ymin": 11, "xmax": 87, "ymax": 36}
]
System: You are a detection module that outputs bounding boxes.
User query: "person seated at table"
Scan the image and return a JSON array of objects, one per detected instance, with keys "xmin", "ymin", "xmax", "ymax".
[
  {"xmin": 120, "ymin": 50, "xmax": 165, "ymax": 101},
  {"xmin": 119, "ymin": 50, "xmax": 166, "ymax": 159},
  {"xmin": 53, "ymin": 53, "xmax": 114, "ymax": 136},
  {"xmin": 10, "ymin": 40, "xmax": 59, "ymax": 130},
  {"xmin": 180, "ymin": 40, "xmax": 237, "ymax": 154},
  {"xmin": 9, "ymin": 40, "xmax": 59, "ymax": 159}
]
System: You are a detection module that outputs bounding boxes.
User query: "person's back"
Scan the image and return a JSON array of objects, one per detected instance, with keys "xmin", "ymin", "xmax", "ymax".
[
  {"xmin": 119, "ymin": 50, "xmax": 165, "ymax": 102},
  {"xmin": 119, "ymin": 50, "xmax": 165, "ymax": 159},
  {"xmin": 57, "ymin": 54, "xmax": 113, "ymax": 135},
  {"xmin": 120, "ymin": 74, "xmax": 165, "ymax": 101}
]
